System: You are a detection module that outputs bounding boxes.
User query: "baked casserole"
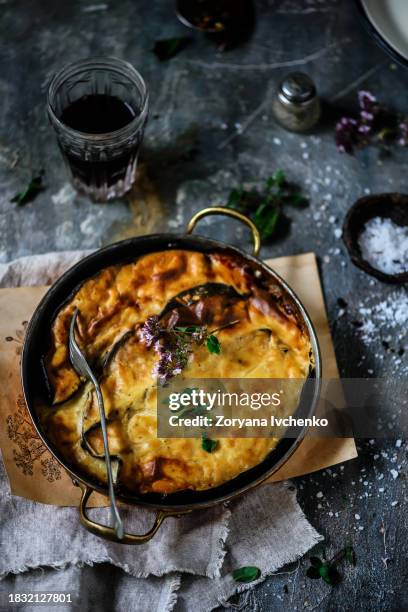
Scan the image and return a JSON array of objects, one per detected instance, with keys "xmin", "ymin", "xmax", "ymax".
[{"xmin": 38, "ymin": 250, "xmax": 313, "ymax": 494}]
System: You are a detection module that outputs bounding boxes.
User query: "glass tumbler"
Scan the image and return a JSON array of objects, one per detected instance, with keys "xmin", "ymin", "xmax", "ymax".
[{"xmin": 47, "ymin": 57, "xmax": 149, "ymax": 202}]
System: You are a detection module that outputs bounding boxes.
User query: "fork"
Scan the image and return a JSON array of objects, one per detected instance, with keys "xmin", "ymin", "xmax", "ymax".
[{"xmin": 69, "ymin": 308, "xmax": 124, "ymax": 540}]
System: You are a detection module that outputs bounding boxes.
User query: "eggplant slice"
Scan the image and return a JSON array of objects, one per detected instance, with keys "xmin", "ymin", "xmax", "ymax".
[{"xmin": 160, "ymin": 282, "xmax": 245, "ymax": 315}]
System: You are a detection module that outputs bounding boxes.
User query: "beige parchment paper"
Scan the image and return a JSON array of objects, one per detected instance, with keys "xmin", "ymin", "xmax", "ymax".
[{"xmin": 0, "ymin": 252, "xmax": 357, "ymax": 506}]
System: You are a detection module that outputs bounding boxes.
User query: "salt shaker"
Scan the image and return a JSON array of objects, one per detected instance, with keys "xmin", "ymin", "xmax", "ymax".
[{"xmin": 272, "ymin": 72, "xmax": 321, "ymax": 133}]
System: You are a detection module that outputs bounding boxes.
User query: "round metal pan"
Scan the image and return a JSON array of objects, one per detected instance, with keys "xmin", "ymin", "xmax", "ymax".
[{"xmin": 21, "ymin": 207, "xmax": 321, "ymax": 544}]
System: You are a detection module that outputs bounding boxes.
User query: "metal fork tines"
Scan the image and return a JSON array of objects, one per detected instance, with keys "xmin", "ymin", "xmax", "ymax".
[{"xmin": 69, "ymin": 308, "xmax": 124, "ymax": 540}]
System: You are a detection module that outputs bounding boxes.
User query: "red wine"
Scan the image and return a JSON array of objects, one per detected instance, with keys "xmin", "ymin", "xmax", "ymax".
[
  {"xmin": 57, "ymin": 94, "xmax": 144, "ymax": 199},
  {"xmin": 60, "ymin": 94, "xmax": 136, "ymax": 134}
]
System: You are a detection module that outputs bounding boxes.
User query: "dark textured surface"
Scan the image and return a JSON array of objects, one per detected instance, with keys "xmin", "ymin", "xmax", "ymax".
[{"xmin": 0, "ymin": 0, "xmax": 407, "ymax": 610}]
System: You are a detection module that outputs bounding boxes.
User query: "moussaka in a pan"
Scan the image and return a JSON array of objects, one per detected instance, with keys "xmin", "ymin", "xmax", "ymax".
[{"xmin": 38, "ymin": 250, "xmax": 313, "ymax": 494}]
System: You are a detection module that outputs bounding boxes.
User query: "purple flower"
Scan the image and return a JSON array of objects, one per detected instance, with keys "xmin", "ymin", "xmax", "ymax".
[
  {"xmin": 358, "ymin": 90, "xmax": 377, "ymax": 112},
  {"xmin": 358, "ymin": 123, "xmax": 372, "ymax": 135},
  {"xmin": 335, "ymin": 117, "xmax": 359, "ymax": 153},
  {"xmin": 139, "ymin": 315, "xmax": 162, "ymax": 348},
  {"xmin": 360, "ymin": 111, "xmax": 374, "ymax": 122},
  {"xmin": 153, "ymin": 337, "xmax": 190, "ymax": 384},
  {"xmin": 398, "ymin": 121, "xmax": 408, "ymax": 146}
]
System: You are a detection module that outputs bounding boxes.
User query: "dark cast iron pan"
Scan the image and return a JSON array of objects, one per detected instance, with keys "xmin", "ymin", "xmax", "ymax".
[{"xmin": 21, "ymin": 207, "xmax": 321, "ymax": 544}]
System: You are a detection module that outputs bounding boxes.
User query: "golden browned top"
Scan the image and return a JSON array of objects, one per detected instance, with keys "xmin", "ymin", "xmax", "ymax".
[{"xmin": 40, "ymin": 250, "xmax": 313, "ymax": 495}]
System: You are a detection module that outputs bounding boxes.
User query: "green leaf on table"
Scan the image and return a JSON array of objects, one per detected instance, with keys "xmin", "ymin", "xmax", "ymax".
[
  {"xmin": 201, "ymin": 435, "xmax": 218, "ymax": 453},
  {"xmin": 11, "ymin": 170, "xmax": 45, "ymax": 206},
  {"xmin": 206, "ymin": 334, "xmax": 221, "ymax": 354},
  {"xmin": 287, "ymin": 192, "xmax": 308, "ymax": 207},
  {"xmin": 226, "ymin": 187, "xmax": 244, "ymax": 210},
  {"xmin": 306, "ymin": 566, "xmax": 321, "ymax": 579},
  {"xmin": 253, "ymin": 204, "xmax": 280, "ymax": 239},
  {"xmin": 232, "ymin": 566, "xmax": 261, "ymax": 583},
  {"xmin": 271, "ymin": 169, "xmax": 286, "ymax": 188},
  {"xmin": 153, "ymin": 37, "xmax": 191, "ymax": 61},
  {"xmin": 225, "ymin": 170, "xmax": 307, "ymax": 241},
  {"xmin": 320, "ymin": 563, "xmax": 341, "ymax": 586}
]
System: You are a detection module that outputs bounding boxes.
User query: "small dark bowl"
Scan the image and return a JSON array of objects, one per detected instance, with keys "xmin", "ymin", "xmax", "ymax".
[
  {"xmin": 343, "ymin": 193, "xmax": 408, "ymax": 284},
  {"xmin": 176, "ymin": 0, "xmax": 248, "ymax": 33}
]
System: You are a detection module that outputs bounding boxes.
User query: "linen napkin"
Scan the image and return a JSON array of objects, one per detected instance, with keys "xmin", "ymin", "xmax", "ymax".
[{"xmin": 0, "ymin": 250, "xmax": 325, "ymax": 611}]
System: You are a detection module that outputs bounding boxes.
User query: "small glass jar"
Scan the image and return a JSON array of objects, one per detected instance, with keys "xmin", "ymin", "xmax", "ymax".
[
  {"xmin": 272, "ymin": 72, "xmax": 320, "ymax": 133},
  {"xmin": 47, "ymin": 57, "xmax": 149, "ymax": 202}
]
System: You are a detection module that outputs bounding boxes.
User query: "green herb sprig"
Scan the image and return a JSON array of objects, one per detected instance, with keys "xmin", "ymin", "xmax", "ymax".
[
  {"xmin": 306, "ymin": 546, "xmax": 356, "ymax": 586},
  {"xmin": 201, "ymin": 434, "xmax": 218, "ymax": 453},
  {"xmin": 232, "ymin": 566, "xmax": 261, "ymax": 583},
  {"xmin": 226, "ymin": 170, "xmax": 307, "ymax": 240},
  {"xmin": 11, "ymin": 170, "xmax": 45, "ymax": 206},
  {"xmin": 140, "ymin": 317, "xmax": 222, "ymax": 383}
]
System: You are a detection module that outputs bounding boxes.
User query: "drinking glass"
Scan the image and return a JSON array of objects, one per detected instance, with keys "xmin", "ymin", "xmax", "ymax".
[{"xmin": 47, "ymin": 57, "xmax": 149, "ymax": 202}]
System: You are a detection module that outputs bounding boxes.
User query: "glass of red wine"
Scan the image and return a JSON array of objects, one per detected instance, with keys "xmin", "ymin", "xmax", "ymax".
[{"xmin": 47, "ymin": 57, "xmax": 149, "ymax": 202}]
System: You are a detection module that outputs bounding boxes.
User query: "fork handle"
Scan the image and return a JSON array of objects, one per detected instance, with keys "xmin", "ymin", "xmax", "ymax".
[{"xmin": 93, "ymin": 377, "xmax": 124, "ymax": 540}]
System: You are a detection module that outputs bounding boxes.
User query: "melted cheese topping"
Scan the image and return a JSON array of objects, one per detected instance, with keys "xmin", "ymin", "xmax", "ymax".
[{"xmin": 39, "ymin": 250, "xmax": 313, "ymax": 494}]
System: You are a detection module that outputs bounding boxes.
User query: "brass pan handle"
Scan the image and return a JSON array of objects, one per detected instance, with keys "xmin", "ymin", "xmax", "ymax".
[
  {"xmin": 78, "ymin": 484, "xmax": 191, "ymax": 544},
  {"xmin": 186, "ymin": 207, "xmax": 261, "ymax": 257}
]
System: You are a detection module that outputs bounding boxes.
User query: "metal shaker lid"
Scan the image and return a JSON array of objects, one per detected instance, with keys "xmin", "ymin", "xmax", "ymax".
[{"xmin": 279, "ymin": 72, "xmax": 316, "ymax": 104}]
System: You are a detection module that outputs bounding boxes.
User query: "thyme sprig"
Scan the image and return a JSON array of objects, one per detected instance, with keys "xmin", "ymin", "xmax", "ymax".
[
  {"xmin": 226, "ymin": 170, "xmax": 307, "ymax": 240},
  {"xmin": 139, "ymin": 317, "xmax": 222, "ymax": 384},
  {"xmin": 306, "ymin": 546, "xmax": 356, "ymax": 586},
  {"xmin": 336, "ymin": 90, "xmax": 408, "ymax": 154},
  {"xmin": 10, "ymin": 170, "xmax": 45, "ymax": 206}
]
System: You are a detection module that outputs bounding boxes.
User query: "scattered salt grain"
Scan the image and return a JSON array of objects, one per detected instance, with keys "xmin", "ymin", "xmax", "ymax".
[
  {"xmin": 391, "ymin": 500, "xmax": 398, "ymax": 507},
  {"xmin": 396, "ymin": 439, "xmax": 402, "ymax": 448},
  {"xmin": 316, "ymin": 491, "xmax": 323, "ymax": 498},
  {"xmin": 355, "ymin": 513, "xmax": 360, "ymax": 520},
  {"xmin": 334, "ymin": 228, "xmax": 342, "ymax": 239},
  {"xmin": 273, "ymin": 137, "xmax": 282, "ymax": 145},
  {"xmin": 358, "ymin": 217, "xmax": 408, "ymax": 275},
  {"xmin": 390, "ymin": 469, "xmax": 399, "ymax": 479}
]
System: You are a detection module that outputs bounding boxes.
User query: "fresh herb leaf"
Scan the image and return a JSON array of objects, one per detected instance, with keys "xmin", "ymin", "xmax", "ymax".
[
  {"xmin": 254, "ymin": 205, "xmax": 280, "ymax": 239},
  {"xmin": 153, "ymin": 37, "xmax": 191, "ymax": 61},
  {"xmin": 201, "ymin": 435, "xmax": 218, "ymax": 453},
  {"xmin": 287, "ymin": 192, "xmax": 307, "ymax": 207},
  {"xmin": 225, "ymin": 171, "xmax": 307, "ymax": 240},
  {"xmin": 226, "ymin": 187, "xmax": 245, "ymax": 210},
  {"xmin": 140, "ymin": 319, "xmax": 222, "ymax": 383},
  {"xmin": 321, "ymin": 564, "xmax": 341, "ymax": 586},
  {"xmin": 232, "ymin": 566, "xmax": 261, "ymax": 583},
  {"xmin": 206, "ymin": 334, "xmax": 221, "ymax": 354},
  {"xmin": 306, "ymin": 566, "xmax": 321, "ymax": 579},
  {"xmin": 271, "ymin": 169, "xmax": 286, "ymax": 188},
  {"xmin": 11, "ymin": 170, "xmax": 45, "ymax": 206},
  {"xmin": 306, "ymin": 547, "xmax": 356, "ymax": 586}
]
